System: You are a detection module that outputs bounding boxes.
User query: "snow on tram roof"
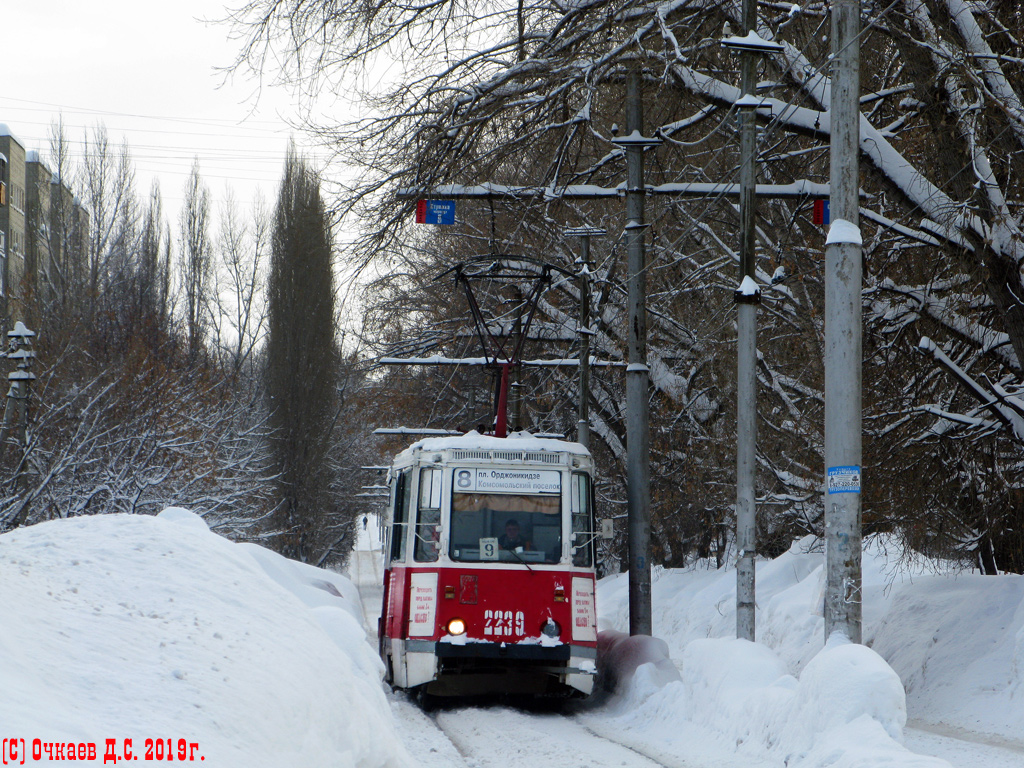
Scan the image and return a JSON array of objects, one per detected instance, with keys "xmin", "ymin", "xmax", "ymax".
[{"xmin": 397, "ymin": 430, "xmax": 590, "ymax": 459}]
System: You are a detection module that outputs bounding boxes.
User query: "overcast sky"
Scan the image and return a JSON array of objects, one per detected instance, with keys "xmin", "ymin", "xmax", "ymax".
[{"xmin": 3, "ymin": 0, "xmax": 316, "ymax": 213}]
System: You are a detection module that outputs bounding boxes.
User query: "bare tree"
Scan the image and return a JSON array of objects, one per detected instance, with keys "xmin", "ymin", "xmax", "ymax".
[
  {"xmin": 179, "ymin": 158, "xmax": 213, "ymax": 363},
  {"xmin": 212, "ymin": 188, "xmax": 269, "ymax": 380},
  {"xmin": 230, "ymin": 0, "xmax": 1024, "ymax": 572},
  {"xmin": 46, "ymin": 117, "xmax": 83, "ymax": 327},
  {"xmin": 129, "ymin": 181, "xmax": 175, "ymax": 356},
  {"xmin": 80, "ymin": 124, "xmax": 138, "ymax": 331},
  {"xmin": 0, "ymin": 362, "xmax": 278, "ymax": 539}
]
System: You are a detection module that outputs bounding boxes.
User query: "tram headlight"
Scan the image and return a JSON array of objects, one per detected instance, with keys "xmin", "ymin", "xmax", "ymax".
[
  {"xmin": 446, "ymin": 617, "xmax": 467, "ymax": 636},
  {"xmin": 541, "ymin": 619, "xmax": 561, "ymax": 638}
]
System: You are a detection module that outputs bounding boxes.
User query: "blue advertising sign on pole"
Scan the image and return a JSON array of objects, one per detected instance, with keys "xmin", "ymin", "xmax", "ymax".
[{"xmin": 827, "ymin": 465, "xmax": 861, "ymax": 494}]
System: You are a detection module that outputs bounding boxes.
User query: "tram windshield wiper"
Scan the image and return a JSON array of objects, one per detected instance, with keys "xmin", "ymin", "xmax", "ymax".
[{"xmin": 504, "ymin": 546, "xmax": 533, "ymax": 571}]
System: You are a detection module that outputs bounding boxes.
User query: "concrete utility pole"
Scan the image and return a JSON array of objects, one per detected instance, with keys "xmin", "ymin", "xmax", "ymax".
[
  {"xmin": 511, "ymin": 288, "xmax": 524, "ymax": 432},
  {"xmin": 0, "ymin": 322, "xmax": 37, "ymax": 453},
  {"xmin": 3, "ymin": 322, "xmax": 38, "ymax": 530},
  {"xmin": 824, "ymin": 0, "xmax": 863, "ymax": 644},
  {"xmin": 733, "ymin": 0, "xmax": 761, "ymax": 643},
  {"xmin": 566, "ymin": 227, "xmax": 606, "ymax": 450},
  {"xmin": 615, "ymin": 69, "xmax": 659, "ymax": 637},
  {"xmin": 723, "ymin": 2, "xmax": 784, "ymax": 644}
]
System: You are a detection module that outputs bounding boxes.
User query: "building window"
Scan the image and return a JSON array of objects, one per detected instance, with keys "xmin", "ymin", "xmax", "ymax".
[{"xmin": 11, "ymin": 184, "xmax": 25, "ymax": 213}]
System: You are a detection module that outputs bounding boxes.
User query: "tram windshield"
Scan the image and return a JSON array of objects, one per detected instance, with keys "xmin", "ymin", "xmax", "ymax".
[{"xmin": 450, "ymin": 491, "xmax": 561, "ymax": 564}]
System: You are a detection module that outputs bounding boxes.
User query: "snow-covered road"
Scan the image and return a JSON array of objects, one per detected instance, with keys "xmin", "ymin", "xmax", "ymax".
[
  {"xmin": 383, "ymin": 692, "xmax": 783, "ymax": 768},
  {"xmin": 391, "ymin": 698, "xmax": 686, "ymax": 768},
  {"xmin": 375, "ymin": 643, "xmax": 1024, "ymax": 768},
  {"xmin": 904, "ymin": 722, "xmax": 1024, "ymax": 768}
]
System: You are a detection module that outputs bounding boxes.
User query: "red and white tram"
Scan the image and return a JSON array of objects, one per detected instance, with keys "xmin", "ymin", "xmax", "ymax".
[{"xmin": 379, "ymin": 431, "xmax": 599, "ymax": 698}]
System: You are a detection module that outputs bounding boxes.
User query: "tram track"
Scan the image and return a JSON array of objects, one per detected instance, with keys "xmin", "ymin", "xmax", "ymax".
[
  {"xmin": 424, "ymin": 701, "xmax": 686, "ymax": 768},
  {"xmin": 570, "ymin": 719, "xmax": 705, "ymax": 768}
]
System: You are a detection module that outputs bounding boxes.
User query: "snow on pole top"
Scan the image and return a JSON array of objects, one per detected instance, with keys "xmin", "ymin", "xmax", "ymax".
[
  {"xmin": 735, "ymin": 94, "xmax": 769, "ymax": 109},
  {"xmin": 8, "ymin": 321, "xmax": 35, "ymax": 339},
  {"xmin": 825, "ymin": 219, "xmax": 863, "ymax": 246},
  {"xmin": 737, "ymin": 275, "xmax": 760, "ymax": 296},
  {"xmin": 611, "ymin": 130, "xmax": 661, "ymax": 149},
  {"xmin": 721, "ymin": 32, "xmax": 785, "ymax": 53}
]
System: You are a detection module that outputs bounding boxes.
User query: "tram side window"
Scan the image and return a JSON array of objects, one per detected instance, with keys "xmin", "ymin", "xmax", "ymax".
[
  {"xmin": 414, "ymin": 467, "xmax": 442, "ymax": 562},
  {"xmin": 571, "ymin": 473, "xmax": 595, "ymax": 567},
  {"xmin": 389, "ymin": 470, "xmax": 412, "ymax": 562}
]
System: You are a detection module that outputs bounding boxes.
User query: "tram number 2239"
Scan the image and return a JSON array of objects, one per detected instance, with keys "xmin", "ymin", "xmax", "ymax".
[{"xmin": 483, "ymin": 609, "xmax": 525, "ymax": 637}]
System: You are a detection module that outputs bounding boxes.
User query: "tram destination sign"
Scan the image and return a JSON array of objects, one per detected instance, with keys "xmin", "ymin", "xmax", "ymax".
[{"xmin": 454, "ymin": 468, "xmax": 561, "ymax": 494}]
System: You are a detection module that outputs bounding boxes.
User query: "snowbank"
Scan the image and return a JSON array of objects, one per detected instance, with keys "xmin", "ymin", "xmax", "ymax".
[
  {"xmin": 870, "ymin": 571, "xmax": 1024, "ymax": 738},
  {"xmin": 596, "ymin": 632, "xmax": 947, "ymax": 768},
  {"xmin": 0, "ymin": 510, "xmax": 408, "ymax": 767},
  {"xmin": 595, "ymin": 536, "xmax": 1024, "ymax": 766}
]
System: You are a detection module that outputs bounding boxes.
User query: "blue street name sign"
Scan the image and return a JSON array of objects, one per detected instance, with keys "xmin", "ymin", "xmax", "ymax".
[{"xmin": 416, "ymin": 199, "xmax": 456, "ymax": 225}]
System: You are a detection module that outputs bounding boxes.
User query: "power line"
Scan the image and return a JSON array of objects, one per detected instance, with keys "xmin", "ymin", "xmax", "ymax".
[{"xmin": 0, "ymin": 95, "xmax": 288, "ymax": 130}]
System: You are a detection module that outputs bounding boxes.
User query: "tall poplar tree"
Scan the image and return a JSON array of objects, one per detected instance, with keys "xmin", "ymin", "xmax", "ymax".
[
  {"xmin": 265, "ymin": 146, "xmax": 339, "ymax": 562},
  {"xmin": 179, "ymin": 159, "xmax": 212, "ymax": 362}
]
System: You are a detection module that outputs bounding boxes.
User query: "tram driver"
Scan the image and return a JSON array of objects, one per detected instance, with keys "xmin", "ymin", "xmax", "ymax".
[{"xmin": 498, "ymin": 519, "xmax": 531, "ymax": 551}]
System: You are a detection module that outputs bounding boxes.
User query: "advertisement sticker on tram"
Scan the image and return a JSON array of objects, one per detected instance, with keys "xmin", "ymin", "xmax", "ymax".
[{"xmin": 408, "ymin": 572, "xmax": 438, "ymax": 637}]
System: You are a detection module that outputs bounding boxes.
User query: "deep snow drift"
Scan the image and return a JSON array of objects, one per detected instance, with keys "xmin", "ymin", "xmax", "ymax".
[
  {"xmin": 2, "ymin": 513, "xmax": 1022, "ymax": 768},
  {"xmin": 598, "ymin": 536, "xmax": 1024, "ymax": 753},
  {"xmin": 0, "ymin": 509, "xmax": 407, "ymax": 767}
]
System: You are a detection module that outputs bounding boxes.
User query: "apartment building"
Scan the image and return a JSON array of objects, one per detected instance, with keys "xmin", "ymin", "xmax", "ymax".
[
  {"xmin": 0, "ymin": 126, "xmax": 28, "ymax": 327},
  {"xmin": 0, "ymin": 124, "xmax": 87, "ymax": 332},
  {"xmin": 25, "ymin": 150, "xmax": 52, "ymax": 308}
]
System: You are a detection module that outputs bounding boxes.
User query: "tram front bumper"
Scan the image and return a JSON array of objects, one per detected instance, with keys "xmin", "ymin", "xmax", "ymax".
[
  {"xmin": 406, "ymin": 639, "xmax": 597, "ymax": 696},
  {"xmin": 435, "ymin": 640, "xmax": 571, "ymax": 661}
]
